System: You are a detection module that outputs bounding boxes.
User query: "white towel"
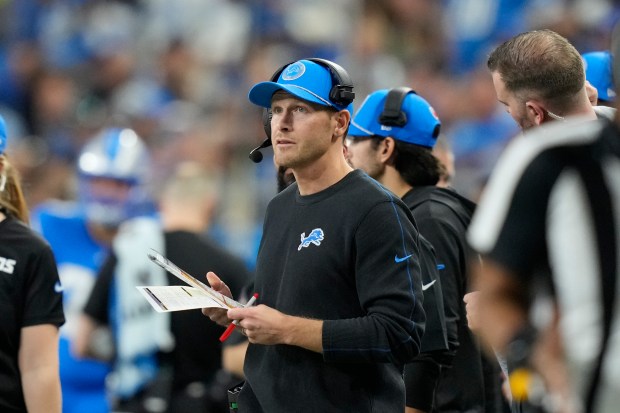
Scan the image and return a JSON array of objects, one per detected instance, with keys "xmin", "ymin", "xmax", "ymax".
[{"xmin": 109, "ymin": 217, "xmax": 173, "ymax": 399}]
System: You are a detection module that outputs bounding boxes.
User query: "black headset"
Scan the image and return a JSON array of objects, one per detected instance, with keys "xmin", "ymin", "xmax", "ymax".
[
  {"xmin": 249, "ymin": 58, "xmax": 355, "ymax": 163},
  {"xmin": 378, "ymin": 86, "xmax": 440, "ymax": 139}
]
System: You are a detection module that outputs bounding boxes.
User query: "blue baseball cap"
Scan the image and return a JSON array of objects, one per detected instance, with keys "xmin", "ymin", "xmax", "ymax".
[
  {"xmin": 583, "ymin": 51, "xmax": 616, "ymax": 102},
  {"xmin": 348, "ymin": 89, "xmax": 441, "ymax": 148},
  {"xmin": 249, "ymin": 59, "xmax": 351, "ymax": 111},
  {"xmin": 0, "ymin": 115, "xmax": 7, "ymax": 155}
]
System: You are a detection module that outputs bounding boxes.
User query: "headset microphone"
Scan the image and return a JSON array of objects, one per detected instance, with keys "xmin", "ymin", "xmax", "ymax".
[{"xmin": 248, "ymin": 138, "xmax": 272, "ymax": 163}]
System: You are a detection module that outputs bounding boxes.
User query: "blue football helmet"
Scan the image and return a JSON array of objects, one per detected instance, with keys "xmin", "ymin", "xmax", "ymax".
[{"xmin": 77, "ymin": 127, "xmax": 154, "ymax": 227}]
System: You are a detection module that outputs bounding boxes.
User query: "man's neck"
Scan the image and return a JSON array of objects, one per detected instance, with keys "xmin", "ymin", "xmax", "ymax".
[
  {"xmin": 561, "ymin": 92, "xmax": 599, "ymax": 121},
  {"xmin": 161, "ymin": 207, "xmax": 209, "ymax": 233},
  {"xmin": 294, "ymin": 153, "xmax": 353, "ymax": 196},
  {"xmin": 378, "ymin": 167, "xmax": 412, "ymax": 199},
  {"xmin": 566, "ymin": 103, "xmax": 598, "ymax": 120}
]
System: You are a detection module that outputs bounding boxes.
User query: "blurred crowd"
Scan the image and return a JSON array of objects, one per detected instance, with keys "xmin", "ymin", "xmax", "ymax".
[{"xmin": 1, "ymin": 0, "xmax": 618, "ymax": 267}]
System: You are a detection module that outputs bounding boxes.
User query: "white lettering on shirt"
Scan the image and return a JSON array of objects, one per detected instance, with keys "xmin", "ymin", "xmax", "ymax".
[{"xmin": 0, "ymin": 256, "xmax": 16, "ymax": 274}]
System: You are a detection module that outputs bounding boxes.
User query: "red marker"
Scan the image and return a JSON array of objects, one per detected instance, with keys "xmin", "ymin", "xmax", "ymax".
[{"xmin": 219, "ymin": 293, "xmax": 259, "ymax": 342}]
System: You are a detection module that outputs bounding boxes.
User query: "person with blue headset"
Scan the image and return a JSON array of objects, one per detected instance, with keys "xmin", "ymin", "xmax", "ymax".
[
  {"xmin": 203, "ymin": 58, "xmax": 426, "ymax": 412},
  {"xmin": 32, "ymin": 127, "xmax": 155, "ymax": 413},
  {"xmin": 345, "ymin": 88, "xmax": 501, "ymax": 413},
  {"xmin": 0, "ymin": 115, "xmax": 65, "ymax": 413}
]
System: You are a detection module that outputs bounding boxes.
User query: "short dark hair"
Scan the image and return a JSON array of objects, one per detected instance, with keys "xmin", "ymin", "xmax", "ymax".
[
  {"xmin": 371, "ymin": 137, "xmax": 441, "ymax": 186},
  {"xmin": 487, "ymin": 29, "xmax": 584, "ymax": 110}
]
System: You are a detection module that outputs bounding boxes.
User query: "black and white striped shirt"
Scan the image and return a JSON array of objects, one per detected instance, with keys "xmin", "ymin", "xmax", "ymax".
[{"xmin": 468, "ymin": 117, "xmax": 620, "ymax": 413}]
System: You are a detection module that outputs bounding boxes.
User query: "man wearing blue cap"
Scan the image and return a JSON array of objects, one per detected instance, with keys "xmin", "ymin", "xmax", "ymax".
[
  {"xmin": 203, "ymin": 59, "xmax": 426, "ymax": 412},
  {"xmin": 345, "ymin": 88, "xmax": 497, "ymax": 413}
]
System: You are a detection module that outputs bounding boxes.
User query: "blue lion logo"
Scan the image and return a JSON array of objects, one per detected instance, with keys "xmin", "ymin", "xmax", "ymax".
[
  {"xmin": 298, "ymin": 228, "xmax": 324, "ymax": 251},
  {"xmin": 282, "ymin": 62, "xmax": 306, "ymax": 80}
]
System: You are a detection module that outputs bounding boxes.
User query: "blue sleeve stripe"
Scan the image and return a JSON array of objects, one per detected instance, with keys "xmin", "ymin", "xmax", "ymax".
[
  {"xmin": 325, "ymin": 347, "xmax": 392, "ymax": 353},
  {"xmin": 325, "ymin": 337, "xmax": 413, "ymax": 354},
  {"xmin": 366, "ymin": 177, "xmax": 418, "ymax": 327}
]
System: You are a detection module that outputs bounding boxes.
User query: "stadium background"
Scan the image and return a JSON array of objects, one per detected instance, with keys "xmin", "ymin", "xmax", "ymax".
[{"xmin": 1, "ymin": 0, "xmax": 617, "ymax": 268}]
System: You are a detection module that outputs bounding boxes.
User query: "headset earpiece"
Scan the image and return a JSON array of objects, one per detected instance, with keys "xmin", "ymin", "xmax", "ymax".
[
  {"xmin": 379, "ymin": 87, "xmax": 416, "ymax": 127},
  {"xmin": 379, "ymin": 86, "xmax": 441, "ymax": 140},
  {"xmin": 262, "ymin": 109, "xmax": 272, "ymax": 139},
  {"xmin": 307, "ymin": 58, "xmax": 355, "ymax": 107}
]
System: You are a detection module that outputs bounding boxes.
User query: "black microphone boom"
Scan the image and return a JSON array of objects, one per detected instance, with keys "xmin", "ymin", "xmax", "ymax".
[
  {"xmin": 248, "ymin": 138, "xmax": 272, "ymax": 163},
  {"xmin": 249, "ymin": 147, "xmax": 264, "ymax": 163}
]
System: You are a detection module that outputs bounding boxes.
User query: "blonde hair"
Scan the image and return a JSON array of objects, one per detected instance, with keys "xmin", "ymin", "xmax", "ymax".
[
  {"xmin": 0, "ymin": 154, "xmax": 29, "ymax": 223},
  {"xmin": 161, "ymin": 162, "xmax": 221, "ymax": 203}
]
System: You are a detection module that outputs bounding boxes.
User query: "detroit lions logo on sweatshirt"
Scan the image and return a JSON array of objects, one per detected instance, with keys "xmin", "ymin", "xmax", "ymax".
[{"xmin": 298, "ymin": 228, "xmax": 324, "ymax": 251}]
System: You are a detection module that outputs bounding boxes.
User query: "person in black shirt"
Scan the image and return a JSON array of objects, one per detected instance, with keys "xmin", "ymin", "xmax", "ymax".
[
  {"xmin": 0, "ymin": 116, "xmax": 65, "ymax": 413},
  {"xmin": 346, "ymin": 88, "xmax": 502, "ymax": 413},
  {"xmin": 203, "ymin": 58, "xmax": 425, "ymax": 412},
  {"xmin": 79, "ymin": 162, "xmax": 249, "ymax": 413}
]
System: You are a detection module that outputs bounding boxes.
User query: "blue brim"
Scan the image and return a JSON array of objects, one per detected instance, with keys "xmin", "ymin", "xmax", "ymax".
[
  {"xmin": 348, "ymin": 118, "xmax": 373, "ymax": 137},
  {"xmin": 249, "ymin": 81, "xmax": 334, "ymax": 109}
]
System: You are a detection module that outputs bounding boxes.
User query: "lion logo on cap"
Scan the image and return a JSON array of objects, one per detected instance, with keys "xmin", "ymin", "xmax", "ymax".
[{"xmin": 282, "ymin": 62, "xmax": 306, "ymax": 81}]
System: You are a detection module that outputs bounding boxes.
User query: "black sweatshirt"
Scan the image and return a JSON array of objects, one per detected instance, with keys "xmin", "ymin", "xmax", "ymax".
[
  {"xmin": 239, "ymin": 170, "xmax": 425, "ymax": 412},
  {"xmin": 403, "ymin": 186, "xmax": 496, "ymax": 413}
]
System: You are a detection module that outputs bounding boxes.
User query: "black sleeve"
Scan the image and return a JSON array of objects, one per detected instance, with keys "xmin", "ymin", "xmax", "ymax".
[
  {"xmin": 22, "ymin": 244, "xmax": 65, "ymax": 328},
  {"xmin": 415, "ymin": 208, "xmax": 464, "ymax": 350},
  {"xmin": 416, "ymin": 234, "xmax": 450, "ymax": 353},
  {"xmin": 83, "ymin": 253, "xmax": 117, "ymax": 325},
  {"xmin": 404, "ymin": 352, "xmax": 442, "ymax": 410},
  {"xmin": 322, "ymin": 201, "xmax": 425, "ymax": 365}
]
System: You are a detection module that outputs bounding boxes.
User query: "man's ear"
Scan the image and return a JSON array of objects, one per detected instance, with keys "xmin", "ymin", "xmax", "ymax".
[
  {"xmin": 585, "ymin": 81, "xmax": 598, "ymax": 106},
  {"xmin": 525, "ymin": 101, "xmax": 546, "ymax": 126},
  {"xmin": 380, "ymin": 137, "xmax": 396, "ymax": 164},
  {"xmin": 334, "ymin": 110, "xmax": 351, "ymax": 142}
]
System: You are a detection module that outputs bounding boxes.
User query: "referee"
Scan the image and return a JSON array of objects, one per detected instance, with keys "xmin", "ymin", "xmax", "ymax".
[{"xmin": 469, "ymin": 72, "xmax": 620, "ymax": 413}]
